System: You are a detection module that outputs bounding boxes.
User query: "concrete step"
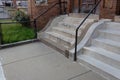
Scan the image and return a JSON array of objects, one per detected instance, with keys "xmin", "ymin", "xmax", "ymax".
[
  {"xmin": 69, "ymin": 13, "xmax": 99, "ymax": 20},
  {"xmin": 92, "ymin": 38, "xmax": 120, "ymax": 54},
  {"xmin": 45, "ymin": 32, "xmax": 75, "ymax": 48},
  {"xmin": 104, "ymin": 22, "xmax": 120, "ymax": 31},
  {"xmin": 58, "ymin": 22, "xmax": 78, "ymax": 30},
  {"xmin": 58, "ymin": 17, "xmax": 83, "ymax": 29},
  {"xmin": 52, "ymin": 27, "xmax": 81, "ymax": 38},
  {"xmin": 58, "ymin": 18, "xmax": 95, "ymax": 30},
  {"xmin": 78, "ymin": 55, "xmax": 120, "ymax": 80},
  {"xmin": 98, "ymin": 30, "xmax": 120, "ymax": 42},
  {"xmin": 83, "ymin": 46, "xmax": 120, "ymax": 69},
  {"xmin": 39, "ymin": 15, "xmax": 97, "ymax": 51},
  {"xmin": 114, "ymin": 16, "xmax": 120, "ymax": 22}
]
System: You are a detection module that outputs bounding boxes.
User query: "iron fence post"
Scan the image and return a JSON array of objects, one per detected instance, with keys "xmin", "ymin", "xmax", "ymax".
[
  {"xmin": 74, "ymin": 29, "xmax": 78, "ymax": 61},
  {"xmin": 0, "ymin": 23, "xmax": 2, "ymax": 45},
  {"xmin": 34, "ymin": 20, "xmax": 37, "ymax": 39}
]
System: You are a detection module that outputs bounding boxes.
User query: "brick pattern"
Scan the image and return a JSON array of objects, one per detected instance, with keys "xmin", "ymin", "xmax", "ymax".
[
  {"xmin": 28, "ymin": 0, "xmax": 61, "ymax": 30},
  {"xmin": 100, "ymin": 0, "xmax": 118, "ymax": 19}
]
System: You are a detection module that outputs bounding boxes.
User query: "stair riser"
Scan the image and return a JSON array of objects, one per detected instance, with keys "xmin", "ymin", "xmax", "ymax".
[
  {"xmin": 98, "ymin": 31, "xmax": 120, "ymax": 42},
  {"xmin": 92, "ymin": 40, "xmax": 120, "ymax": 54},
  {"xmin": 52, "ymin": 29, "xmax": 75, "ymax": 38},
  {"xmin": 62, "ymin": 26, "xmax": 76, "ymax": 31},
  {"xmin": 45, "ymin": 33, "xmax": 72, "ymax": 48},
  {"xmin": 83, "ymin": 48, "xmax": 120, "ymax": 69},
  {"xmin": 46, "ymin": 34, "xmax": 57, "ymax": 43},
  {"xmin": 78, "ymin": 58, "xmax": 120, "ymax": 80}
]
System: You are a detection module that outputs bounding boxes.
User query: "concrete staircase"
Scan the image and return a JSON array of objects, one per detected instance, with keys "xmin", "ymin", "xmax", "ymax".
[
  {"xmin": 38, "ymin": 15, "xmax": 96, "ymax": 54},
  {"xmin": 77, "ymin": 22, "xmax": 120, "ymax": 80},
  {"xmin": 115, "ymin": 16, "xmax": 120, "ymax": 22}
]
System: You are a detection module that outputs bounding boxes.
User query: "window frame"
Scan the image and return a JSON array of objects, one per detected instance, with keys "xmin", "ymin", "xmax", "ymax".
[{"xmin": 35, "ymin": 0, "xmax": 47, "ymax": 5}]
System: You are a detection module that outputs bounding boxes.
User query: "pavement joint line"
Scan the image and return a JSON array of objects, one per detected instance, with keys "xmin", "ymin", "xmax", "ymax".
[
  {"xmin": 2, "ymin": 51, "xmax": 56, "ymax": 66},
  {"xmin": 0, "ymin": 62, "xmax": 6, "ymax": 80},
  {"xmin": 68, "ymin": 70, "xmax": 92, "ymax": 80},
  {"xmin": 78, "ymin": 62, "xmax": 92, "ymax": 70}
]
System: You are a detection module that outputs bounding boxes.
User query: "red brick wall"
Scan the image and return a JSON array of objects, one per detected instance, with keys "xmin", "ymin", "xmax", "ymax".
[
  {"xmin": 100, "ymin": 0, "xmax": 117, "ymax": 19},
  {"xmin": 116, "ymin": 0, "xmax": 120, "ymax": 15},
  {"xmin": 28, "ymin": 0, "xmax": 61, "ymax": 30},
  {"xmin": 66, "ymin": 0, "xmax": 72, "ymax": 13},
  {"xmin": 28, "ymin": 0, "xmax": 119, "ymax": 30}
]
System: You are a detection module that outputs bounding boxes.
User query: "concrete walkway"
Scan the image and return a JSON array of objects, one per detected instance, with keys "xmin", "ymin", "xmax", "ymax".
[{"xmin": 0, "ymin": 42, "xmax": 107, "ymax": 80}]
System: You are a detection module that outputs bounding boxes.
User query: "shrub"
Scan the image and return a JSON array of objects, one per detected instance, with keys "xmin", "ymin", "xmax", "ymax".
[{"xmin": 14, "ymin": 9, "xmax": 30, "ymax": 27}]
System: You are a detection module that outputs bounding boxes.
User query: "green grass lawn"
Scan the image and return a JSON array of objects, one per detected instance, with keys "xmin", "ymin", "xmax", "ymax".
[{"xmin": 1, "ymin": 20, "xmax": 35, "ymax": 44}]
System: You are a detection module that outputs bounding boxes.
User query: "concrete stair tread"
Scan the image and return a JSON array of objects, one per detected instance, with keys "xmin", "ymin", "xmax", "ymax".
[
  {"xmin": 84, "ymin": 46, "xmax": 120, "ymax": 62},
  {"xmin": 62, "ymin": 17, "xmax": 83, "ymax": 23},
  {"xmin": 58, "ymin": 22, "xmax": 78, "ymax": 28},
  {"xmin": 78, "ymin": 55, "xmax": 120, "ymax": 79},
  {"xmin": 59, "ymin": 18, "xmax": 95, "ymax": 28},
  {"xmin": 46, "ymin": 32, "xmax": 75, "ymax": 44},
  {"xmin": 98, "ymin": 30, "xmax": 120, "ymax": 36},
  {"xmin": 62, "ymin": 17, "xmax": 96, "ymax": 23},
  {"xmin": 52, "ymin": 27, "xmax": 81, "ymax": 36},
  {"xmin": 105, "ymin": 22, "xmax": 120, "ymax": 30},
  {"xmin": 93, "ymin": 38, "xmax": 120, "ymax": 48}
]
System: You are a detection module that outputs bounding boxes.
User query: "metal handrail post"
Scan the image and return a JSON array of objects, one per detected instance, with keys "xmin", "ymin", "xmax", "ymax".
[
  {"xmin": 34, "ymin": 19, "xmax": 37, "ymax": 38},
  {"xmin": 74, "ymin": 0, "xmax": 101, "ymax": 61}
]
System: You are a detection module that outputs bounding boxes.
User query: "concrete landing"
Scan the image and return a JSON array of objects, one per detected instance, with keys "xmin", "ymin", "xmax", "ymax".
[{"xmin": 0, "ymin": 42, "xmax": 107, "ymax": 80}]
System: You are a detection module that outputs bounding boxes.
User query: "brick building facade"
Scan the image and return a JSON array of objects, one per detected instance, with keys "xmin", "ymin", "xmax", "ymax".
[
  {"xmin": 27, "ymin": 0, "xmax": 120, "ymax": 29},
  {"xmin": 27, "ymin": 0, "xmax": 66, "ymax": 30},
  {"xmin": 100, "ymin": 0, "xmax": 120, "ymax": 19}
]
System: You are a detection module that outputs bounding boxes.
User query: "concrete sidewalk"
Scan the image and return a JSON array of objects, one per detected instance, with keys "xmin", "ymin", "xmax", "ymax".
[{"xmin": 0, "ymin": 42, "xmax": 107, "ymax": 80}]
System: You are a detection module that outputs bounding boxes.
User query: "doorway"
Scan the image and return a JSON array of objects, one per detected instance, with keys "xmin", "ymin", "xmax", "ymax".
[{"xmin": 70, "ymin": 0, "xmax": 98, "ymax": 13}]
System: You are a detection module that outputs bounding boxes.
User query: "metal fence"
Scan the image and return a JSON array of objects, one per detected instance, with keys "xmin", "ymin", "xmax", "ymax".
[
  {"xmin": 0, "ymin": 1, "xmax": 67, "ymax": 48},
  {"xmin": 0, "ymin": 20, "xmax": 37, "ymax": 47}
]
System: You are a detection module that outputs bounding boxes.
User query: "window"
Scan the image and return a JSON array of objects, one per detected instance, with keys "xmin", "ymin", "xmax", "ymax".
[{"xmin": 35, "ymin": 0, "xmax": 47, "ymax": 5}]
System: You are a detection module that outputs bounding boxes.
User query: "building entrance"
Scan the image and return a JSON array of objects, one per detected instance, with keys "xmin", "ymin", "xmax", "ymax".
[{"xmin": 70, "ymin": 0, "xmax": 98, "ymax": 13}]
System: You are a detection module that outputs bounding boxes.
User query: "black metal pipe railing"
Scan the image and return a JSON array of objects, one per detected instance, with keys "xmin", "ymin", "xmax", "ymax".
[{"xmin": 74, "ymin": 0, "xmax": 101, "ymax": 61}]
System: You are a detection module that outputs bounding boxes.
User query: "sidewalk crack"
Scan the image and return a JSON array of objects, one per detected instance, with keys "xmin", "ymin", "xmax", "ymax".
[{"xmin": 68, "ymin": 70, "xmax": 92, "ymax": 80}]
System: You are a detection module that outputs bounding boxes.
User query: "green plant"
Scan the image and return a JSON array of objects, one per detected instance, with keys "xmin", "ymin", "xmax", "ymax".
[
  {"xmin": 2, "ymin": 23, "xmax": 35, "ymax": 44},
  {"xmin": 14, "ymin": 9, "xmax": 30, "ymax": 27}
]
